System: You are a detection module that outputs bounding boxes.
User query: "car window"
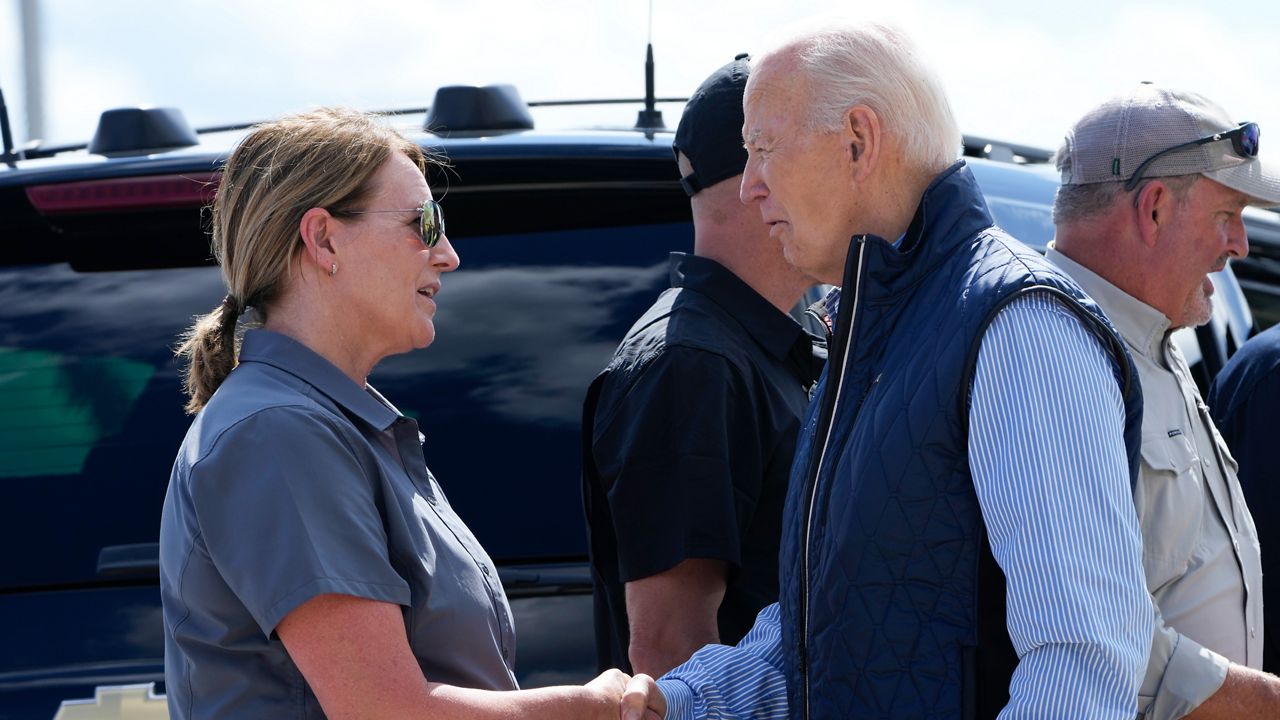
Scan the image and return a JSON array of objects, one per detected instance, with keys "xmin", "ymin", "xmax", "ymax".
[
  {"xmin": 374, "ymin": 221, "xmax": 691, "ymax": 559},
  {"xmin": 0, "ymin": 221, "xmax": 691, "ymax": 589},
  {"xmin": 0, "ymin": 263, "xmax": 222, "ymax": 589},
  {"xmin": 985, "ymin": 195, "xmax": 1056, "ymax": 251}
]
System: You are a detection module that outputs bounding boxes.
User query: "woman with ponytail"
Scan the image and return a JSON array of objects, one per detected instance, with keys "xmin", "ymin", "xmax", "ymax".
[{"xmin": 161, "ymin": 108, "xmax": 628, "ymax": 720}]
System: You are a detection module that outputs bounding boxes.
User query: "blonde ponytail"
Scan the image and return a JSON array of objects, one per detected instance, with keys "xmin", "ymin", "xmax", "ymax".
[{"xmin": 174, "ymin": 107, "xmax": 426, "ymax": 413}]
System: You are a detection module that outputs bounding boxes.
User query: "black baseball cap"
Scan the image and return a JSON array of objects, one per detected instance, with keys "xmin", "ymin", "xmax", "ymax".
[{"xmin": 673, "ymin": 54, "xmax": 751, "ymax": 197}]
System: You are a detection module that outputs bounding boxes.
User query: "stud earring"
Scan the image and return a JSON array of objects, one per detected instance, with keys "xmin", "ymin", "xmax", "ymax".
[{"xmin": 329, "ymin": 263, "xmax": 337, "ymax": 277}]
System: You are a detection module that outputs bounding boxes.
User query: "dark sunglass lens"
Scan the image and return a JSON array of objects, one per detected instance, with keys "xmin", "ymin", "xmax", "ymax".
[
  {"xmin": 420, "ymin": 202, "xmax": 442, "ymax": 248},
  {"xmin": 1239, "ymin": 123, "xmax": 1260, "ymax": 157}
]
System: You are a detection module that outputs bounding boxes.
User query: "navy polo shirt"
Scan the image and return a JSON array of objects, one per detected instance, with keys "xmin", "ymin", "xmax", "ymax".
[
  {"xmin": 583, "ymin": 252, "xmax": 825, "ymax": 672},
  {"xmin": 1209, "ymin": 322, "xmax": 1280, "ymax": 674},
  {"xmin": 160, "ymin": 330, "xmax": 516, "ymax": 720}
]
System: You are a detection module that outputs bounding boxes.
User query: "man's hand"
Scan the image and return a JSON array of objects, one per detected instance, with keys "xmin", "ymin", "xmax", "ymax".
[{"xmin": 620, "ymin": 673, "xmax": 666, "ymax": 720}]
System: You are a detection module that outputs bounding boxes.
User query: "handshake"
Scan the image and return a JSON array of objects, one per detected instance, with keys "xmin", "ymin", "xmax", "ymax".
[{"xmin": 583, "ymin": 669, "xmax": 666, "ymax": 720}]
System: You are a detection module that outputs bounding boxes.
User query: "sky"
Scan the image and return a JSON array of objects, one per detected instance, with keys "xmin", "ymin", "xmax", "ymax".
[{"xmin": 2, "ymin": 0, "xmax": 1279, "ymax": 155}]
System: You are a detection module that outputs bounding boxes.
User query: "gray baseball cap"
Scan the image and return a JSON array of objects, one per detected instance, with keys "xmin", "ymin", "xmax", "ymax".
[{"xmin": 1057, "ymin": 83, "xmax": 1280, "ymax": 207}]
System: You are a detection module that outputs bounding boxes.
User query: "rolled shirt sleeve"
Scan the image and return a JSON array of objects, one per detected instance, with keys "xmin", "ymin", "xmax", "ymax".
[
  {"xmin": 969, "ymin": 292, "xmax": 1153, "ymax": 719},
  {"xmin": 1139, "ymin": 615, "xmax": 1230, "ymax": 719},
  {"xmin": 593, "ymin": 347, "xmax": 761, "ymax": 581},
  {"xmin": 188, "ymin": 404, "xmax": 411, "ymax": 636},
  {"xmin": 657, "ymin": 602, "xmax": 789, "ymax": 720}
]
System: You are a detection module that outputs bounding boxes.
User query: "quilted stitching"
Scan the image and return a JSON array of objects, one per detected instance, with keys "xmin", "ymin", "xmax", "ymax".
[{"xmin": 778, "ymin": 165, "xmax": 1135, "ymax": 720}]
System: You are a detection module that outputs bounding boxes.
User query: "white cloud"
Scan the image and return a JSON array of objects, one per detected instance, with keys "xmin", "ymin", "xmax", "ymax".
[
  {"xmin": 45, "ymin": 43, "xmax": 154, "ymax": 142},
  {"xmin": 8, "ymin": 0, "xmax": 1280, "ymax": 153},
  {"xmin": 897, "ymin": 1, "xmax": 1280, "ymax": 148}
]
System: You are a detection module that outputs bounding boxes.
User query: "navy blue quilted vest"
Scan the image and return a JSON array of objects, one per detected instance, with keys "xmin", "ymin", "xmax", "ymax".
[{"xmin": 778, "ymin": 162, "xmax": 1141, "ymax": 720}]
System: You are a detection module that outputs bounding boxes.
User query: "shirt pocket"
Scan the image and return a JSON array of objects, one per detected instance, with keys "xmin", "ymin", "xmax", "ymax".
[
  {"xmin": 1136, "ymin": 431, "xmax": 1204, "ymax": 593},
  {"xmin": 1203, "ymin": 405, "xmax": 1259, "ymax": 540}
]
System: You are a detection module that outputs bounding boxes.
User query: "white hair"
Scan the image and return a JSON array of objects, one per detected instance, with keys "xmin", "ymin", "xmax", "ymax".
[{"xmin": 758, "ymin": 20, "xmax": 961, "ymax": 173}]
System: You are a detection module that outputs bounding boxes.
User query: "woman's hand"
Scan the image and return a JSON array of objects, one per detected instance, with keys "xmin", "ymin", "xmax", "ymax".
[{"xmin": 581, "ymin": 668, "xmax": 631, "ymax": 718}]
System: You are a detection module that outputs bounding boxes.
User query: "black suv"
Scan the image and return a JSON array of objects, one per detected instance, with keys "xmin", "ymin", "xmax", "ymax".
[
  {"xmin": 0, "ymin": 92, "xmax": 1259, "ymax": 719},
  {"xmin": 1231, "ymin": 207, "xmax": 1280, "ymax": 329}
]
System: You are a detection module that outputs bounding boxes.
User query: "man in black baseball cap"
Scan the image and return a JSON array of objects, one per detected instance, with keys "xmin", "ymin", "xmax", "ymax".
[
  {"xmin": 672, "ymin": 54, "xmax": 752, "ymax": 197},
  {"xmin": 582, "ymin": 55, "xmax": 823, "ymax": 678}
]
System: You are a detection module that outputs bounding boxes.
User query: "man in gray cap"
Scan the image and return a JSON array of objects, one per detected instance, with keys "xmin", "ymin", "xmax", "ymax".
[
  {"xmin": 582, "ymin": 56, "xmax": 824, "ymax": 678},
  {"xmin": 1049, "ymin": 84, "xmax": 1280, "ymax": 719}
]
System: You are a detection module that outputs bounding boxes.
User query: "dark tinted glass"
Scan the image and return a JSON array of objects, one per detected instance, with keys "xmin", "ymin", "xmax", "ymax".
[
  {"xmin": 0, "ymin": 264, "xmax": 224, "ymax": 589},
  {"xmin": 372, "ymin": 221, "xmax": 692, "ymax": 560},
  {"xmin": 0, "ymin": 222, "xmax": 690, "ymax": 588}
]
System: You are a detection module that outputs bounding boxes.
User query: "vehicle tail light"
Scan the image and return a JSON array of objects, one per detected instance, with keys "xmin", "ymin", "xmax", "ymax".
[{"xmin": 25, "ymin": 172, "xmax": 220, "ymax": 214}]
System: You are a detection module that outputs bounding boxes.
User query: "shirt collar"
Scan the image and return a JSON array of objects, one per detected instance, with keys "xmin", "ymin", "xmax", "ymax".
[
  {"xmin": 820, "ymin": 234, "xmax": 902, "ymax": 328},
  {"xmin": 237, "ymin": 329, "xmax": 401, "ymax": 431},
  {"xmin": 823, "ymin": 286, "xmax": 842, "ymax": 326},
  {"xmin": 1045, "ymin": 245, "xmax": 1171, "ymax": 361},
  {"xmin": 669, "ymin": 252, "xmax": 810, "ymax": 364}
]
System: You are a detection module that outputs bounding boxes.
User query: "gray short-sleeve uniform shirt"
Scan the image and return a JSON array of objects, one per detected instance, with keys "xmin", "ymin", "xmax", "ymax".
[{"xmin": 160, "ymin": 329, "xmax": 516, "ymax": 720}]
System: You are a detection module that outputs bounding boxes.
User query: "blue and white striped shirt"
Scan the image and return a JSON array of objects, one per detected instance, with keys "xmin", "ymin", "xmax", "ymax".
[{"xmin": 656, "ymin": 291, "xmax": 1153, "ymax": 719}]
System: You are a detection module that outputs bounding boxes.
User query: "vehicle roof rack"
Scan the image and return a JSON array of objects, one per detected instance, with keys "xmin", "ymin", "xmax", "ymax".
[
  {"xmin": 962, "ymin": 134, "xmax": 1053, "ymax": 165},
  {"xmin": 424, "ymin": 85, "xmax": 535, "ymax": 136},
  {"xmin": 14, "ymin": 87, "xmax": 690, "ymax": 162},
  {"xmin": 88, "ymin": 107, "xmax": 198, "ymax": 156}
]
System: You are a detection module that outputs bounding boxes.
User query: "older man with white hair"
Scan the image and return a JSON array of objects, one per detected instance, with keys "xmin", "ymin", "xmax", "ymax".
[{"xmin": 621, "ymin": 19, "xmax": 1153, "ymax": 720}]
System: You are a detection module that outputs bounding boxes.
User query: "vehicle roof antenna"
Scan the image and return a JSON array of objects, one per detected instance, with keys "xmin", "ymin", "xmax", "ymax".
[
  {"xmin": 0, "ymin": 88, "xmax": 20, "ymax": 165},
  {"xmin": 634, "ymin": 0, "xmax": 665, "ymax": 133}
]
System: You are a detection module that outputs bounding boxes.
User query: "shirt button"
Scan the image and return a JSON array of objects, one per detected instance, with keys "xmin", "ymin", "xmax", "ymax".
[
  {"xmin": 479, "ymin": 563, "xmax": 490, "ymax": 577},
  {"xmin": 1251, "ymin": 627, "xmax": 1257, "ymax": 638}
]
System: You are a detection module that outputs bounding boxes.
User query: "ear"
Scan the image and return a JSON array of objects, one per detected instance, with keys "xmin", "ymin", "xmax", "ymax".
[
  {"xmin": 298, "ymin": 207, "xmax": 340, "ymax": 273},
  {"xmin": 1133, "ymin": 180, "xmax": 1173, "ymax": 248},
  {"xmin": 843, "ymin": 105, "xmax": 881, "ymax": 183}
]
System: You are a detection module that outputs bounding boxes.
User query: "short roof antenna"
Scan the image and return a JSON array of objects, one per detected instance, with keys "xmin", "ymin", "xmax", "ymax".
[
  {"xmin": 0, "ymin": 88, "xmax": 20, "ymax": 164},
  {"xmin": 634, "ymin": 0, "xmax": 665, "ymax": 132}
]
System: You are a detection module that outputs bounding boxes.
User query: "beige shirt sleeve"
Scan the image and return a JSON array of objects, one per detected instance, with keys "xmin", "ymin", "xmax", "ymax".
[{"xmin": 1138, "ymin": 607, "xmax": 1230, "ymax": 720}]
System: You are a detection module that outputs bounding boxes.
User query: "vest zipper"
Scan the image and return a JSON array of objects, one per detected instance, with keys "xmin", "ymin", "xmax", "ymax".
[{"xmin": 800, "ymin": 238, "xmax": 867, "ymax": 720}]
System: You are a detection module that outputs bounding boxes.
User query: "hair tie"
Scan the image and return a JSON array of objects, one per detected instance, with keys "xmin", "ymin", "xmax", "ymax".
[{"xmin": 221, "ymin": 294, "xmax": 242, "ymax": 315}]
